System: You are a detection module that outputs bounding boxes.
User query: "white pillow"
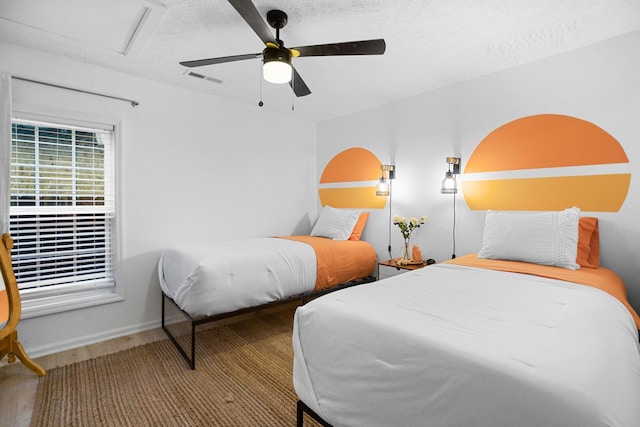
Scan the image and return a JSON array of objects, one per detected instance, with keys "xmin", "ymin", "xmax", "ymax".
[
  {"xmin": 478, "ymin": 207, "xmax": 580, "ymax": 270},
  {"xmin": 310, "ymin": 206, "xmax": 361, "ymax": 240}
]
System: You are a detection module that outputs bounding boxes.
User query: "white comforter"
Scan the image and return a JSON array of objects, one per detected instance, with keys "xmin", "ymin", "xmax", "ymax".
[
  {"xmin": 293, "ymin": 263, "xmax": 640, "ymax": 427},
  {"xmin": 159, "ymin": 238, "xmax": 316, "ymax": 317}
]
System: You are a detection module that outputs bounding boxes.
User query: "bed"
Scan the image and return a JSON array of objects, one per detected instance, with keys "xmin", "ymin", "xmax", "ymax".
[
  {"xmin": 159, "ymin": 207, "xmax": 377, "ymax": 369},
  {"xmin": 293, "ymin": 208, "xmax": 640, "ymax": 426}
]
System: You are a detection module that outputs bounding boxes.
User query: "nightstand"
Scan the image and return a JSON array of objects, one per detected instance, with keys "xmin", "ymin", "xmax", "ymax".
[{"xmin": 377, "ymin": 259, "xmax": 429, "ymax": 280}]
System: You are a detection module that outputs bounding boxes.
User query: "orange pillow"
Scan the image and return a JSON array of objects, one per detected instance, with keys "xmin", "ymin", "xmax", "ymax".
[
  {"xmin": 349, "ymin": 212, "xmax": 370, "ymax": 241},
  {"xmin": 576, "ymin": 217, "xmax": 600, "ymax": 268}
]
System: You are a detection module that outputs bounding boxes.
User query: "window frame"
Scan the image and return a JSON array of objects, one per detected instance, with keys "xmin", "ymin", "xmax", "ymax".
[{"xmin": 7, "ymin": 111, "xmax": 124, "ymax": 319}]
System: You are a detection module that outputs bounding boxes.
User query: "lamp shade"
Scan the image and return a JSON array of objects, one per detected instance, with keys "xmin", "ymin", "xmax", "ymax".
[
  {"xmin": 376, "ymin": 178, "xmax": 390, "ymax": 196},
  {"xmin": 441, "ymin": 171, "xmax": 457, "ymax": 194},
  {"xmin": 263, "ymin": 46, "xmax": 292, "ymax": 84}
]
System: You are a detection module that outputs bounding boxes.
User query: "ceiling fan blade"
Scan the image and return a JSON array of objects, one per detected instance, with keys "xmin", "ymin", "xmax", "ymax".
[
  {"xmin": 291, "ymin": 39, "xmax": 386, "ymax": 57},
  {"xmin": 228, "ymin": 0, "xmax": 275, "ymax": 45},
  {"xmin": 290, "ymin": 67, "xmax": 311, "ymax": 97},
  {"xmin": 180, "ymin": 53, "xmax": 261, "ymax": 68}
]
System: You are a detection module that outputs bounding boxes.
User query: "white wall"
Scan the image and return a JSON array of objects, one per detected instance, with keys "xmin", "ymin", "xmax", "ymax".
[
  {"xmin": 3, "ymin": 29, "xmax": 640, "ymax": 357},
  {"xmin": 318, "ymin": 31, "xmax": 640, "ymax": 309},
  {"xmin": 1, "ymin": 41, "xmax": 318, "ymax": 356}
]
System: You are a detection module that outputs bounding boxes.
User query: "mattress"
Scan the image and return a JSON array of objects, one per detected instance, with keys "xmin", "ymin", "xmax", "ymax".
[
  {"xmin": 158, "ymin": 236, "xmax": 376, "ymax": 317},
  {"xmin": 293, "ymin": 260, "xmax": 640, "ymax": 426}
]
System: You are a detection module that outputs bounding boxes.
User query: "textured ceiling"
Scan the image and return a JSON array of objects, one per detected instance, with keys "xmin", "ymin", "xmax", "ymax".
[{"xmin": 1, "ymin": 0, "xmax": 640, "ymax": 122}]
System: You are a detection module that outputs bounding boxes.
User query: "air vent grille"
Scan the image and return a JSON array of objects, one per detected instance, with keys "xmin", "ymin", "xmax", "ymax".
[{"xmin": 184, "ymin": 70, "xmax": 222, "ymax": 84}]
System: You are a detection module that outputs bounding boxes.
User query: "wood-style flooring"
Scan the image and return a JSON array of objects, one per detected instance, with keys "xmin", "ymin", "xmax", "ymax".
[{"xmin": 0, "ymin": 327, "xmax": 167, "ymax": 427}]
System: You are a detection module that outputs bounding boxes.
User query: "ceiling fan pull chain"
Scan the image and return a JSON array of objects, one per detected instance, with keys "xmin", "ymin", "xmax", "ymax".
[
  {"xmin": 291, "ymin": 70, "xmax": 295, "ymax": 111},
  {"xmin": 258, "ymin": 64, "xmax": 264, "ymax": 107}
]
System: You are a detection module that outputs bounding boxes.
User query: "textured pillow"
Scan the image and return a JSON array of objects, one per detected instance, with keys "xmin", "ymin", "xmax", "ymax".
[
  {"xmin": 478, "ymin": 207, "xmax": 580, "ymax": 270},
  {"xmin": 349, "ymin": 212, "xmax": 370, "ymax": 241},
  {"xmin": 577, "ymin": 217, "xmax": 600, "ymax": 268},
  {"xmin": 311, "ymin": 206, "xmax": 361, "ymax": 240}
]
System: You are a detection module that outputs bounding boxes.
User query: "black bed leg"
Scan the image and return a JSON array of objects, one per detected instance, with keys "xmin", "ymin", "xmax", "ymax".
[
  {"xmin": 190, "ymin": 321, "xmax": 196, "ymax": 370},
  {"xmin": 297, "ymin": 400, "xmax": 304, "ymax": 427},
  {"xmin": 297, "ymin": 400, "xmax": 333, "ymax": 427},
  {"xmin": 161, "ymin": 292, "xmax": 197, "ymax": 370}
]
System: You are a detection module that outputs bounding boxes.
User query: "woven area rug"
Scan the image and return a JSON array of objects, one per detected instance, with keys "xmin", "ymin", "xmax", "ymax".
[{"xmin": 30, "ymin": 304, "xmax": 321, "ymax": 427}]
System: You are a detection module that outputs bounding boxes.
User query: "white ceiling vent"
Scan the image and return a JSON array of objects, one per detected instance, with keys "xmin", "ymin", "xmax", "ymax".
[{"xmin": 184, "ymin": 70, "xmax": 223, "ymax": 84}]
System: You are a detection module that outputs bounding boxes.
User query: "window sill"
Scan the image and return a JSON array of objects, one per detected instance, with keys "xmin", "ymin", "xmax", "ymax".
[{"xmin": 21, "ymin": 288, "xmax": 124, "ymax": 319}]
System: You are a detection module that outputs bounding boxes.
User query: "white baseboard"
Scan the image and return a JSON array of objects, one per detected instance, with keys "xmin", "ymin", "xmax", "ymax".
[{"xmin": 26, "ymin": 318, "xmax": 163, "ymax": 360}]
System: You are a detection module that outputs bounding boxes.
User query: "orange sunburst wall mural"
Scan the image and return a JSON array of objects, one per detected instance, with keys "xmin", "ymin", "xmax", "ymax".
[
  {"xmin": 462, "ymin": 114, "xmax": 631, "ymax": 212},
  {"xmin": 319, "ymin": 147, "xmax": 387, "ymax": 209}
]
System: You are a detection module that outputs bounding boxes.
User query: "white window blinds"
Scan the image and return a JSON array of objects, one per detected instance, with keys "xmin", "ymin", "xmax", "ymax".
[{"xmin": 9, "ymin": 118, "xmax": 115, "ymax": 293}]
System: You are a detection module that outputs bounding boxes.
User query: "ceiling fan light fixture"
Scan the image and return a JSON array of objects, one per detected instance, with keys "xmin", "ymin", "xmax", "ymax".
[{"xmin": 263, "ymin": 46, "xmax": 292, "ymax": 84}]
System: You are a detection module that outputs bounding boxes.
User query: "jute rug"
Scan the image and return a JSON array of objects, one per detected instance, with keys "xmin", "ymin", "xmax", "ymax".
[{"xmin": 30, "ymin": 304, "xmax": 322, "ymax": 427}]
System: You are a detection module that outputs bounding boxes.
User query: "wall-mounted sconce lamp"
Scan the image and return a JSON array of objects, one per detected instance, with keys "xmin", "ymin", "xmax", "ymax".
[
  {"xmin": 441, "ymin": 157, "xmax": 461, "ymax": 194},
  {"xmin": 376, "ymin": 164, "xmax": 395, "ymax": 197},
  {"xmin": 441, "ymin": 156, "xmax": 461, "ymax": 259},
  {"xmin": 377, "ymin": 164, "xmax": 396, "ymax": 259}
]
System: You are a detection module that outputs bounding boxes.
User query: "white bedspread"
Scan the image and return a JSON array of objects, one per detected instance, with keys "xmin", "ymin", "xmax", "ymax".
[
  {"xmin": 159, "ymin": 237, "xmax": 316, "ymax": 317},
  {"xmin": 293, "ymin": 263, "xmax": 640, "ymax": 427}
]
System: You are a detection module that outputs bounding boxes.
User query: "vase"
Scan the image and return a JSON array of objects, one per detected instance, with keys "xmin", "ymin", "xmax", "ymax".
[{"xmin": 402, "ymin": 239, "xmax": 411, "ymax": 261}]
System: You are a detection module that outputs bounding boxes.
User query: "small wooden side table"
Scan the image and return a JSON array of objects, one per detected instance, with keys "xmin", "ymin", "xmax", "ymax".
[{"xmin": 377, "ymin": 259, "xmax": 429, "ymax": 280}]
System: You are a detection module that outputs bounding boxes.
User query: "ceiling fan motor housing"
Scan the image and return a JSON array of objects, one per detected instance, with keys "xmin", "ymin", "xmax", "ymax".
[{"xmin": 263, "ymin": 45, "xmax": 292, "ymax": 64}]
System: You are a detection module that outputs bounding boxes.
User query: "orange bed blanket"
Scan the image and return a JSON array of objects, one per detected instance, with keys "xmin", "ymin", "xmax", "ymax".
[
  {"xmin": 279, "ymin": 236, "xmax": 376, "ymax": 291},
  {"xmin": 447, "ymin": 254, "xmax": 640, "ymax": 329}
]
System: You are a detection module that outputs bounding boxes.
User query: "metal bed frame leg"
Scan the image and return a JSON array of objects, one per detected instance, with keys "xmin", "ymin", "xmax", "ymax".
[
  {"xmin": 297, "ymin": 400, "xmax": 333, "ymax": 427},
  {"xmin": 161, "ymin": 292, "xmax": 197, "ymax": 369},
  {"xmin": 297, "ymin": 400, "xmax": 303, "ymax": 427}
]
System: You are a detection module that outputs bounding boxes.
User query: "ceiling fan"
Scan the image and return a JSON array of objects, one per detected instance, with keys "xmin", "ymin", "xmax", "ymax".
[{"xmin": 179, "ymin": 0, "xmax": 386, "ymax": 97}]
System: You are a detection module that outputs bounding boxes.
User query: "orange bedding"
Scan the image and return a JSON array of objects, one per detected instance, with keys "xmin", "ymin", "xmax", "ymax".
[
  {"xmin": 447, "ymin": 254, "xmax": 640, "ymax": 329},
  {"xmin": 280, "ymin": 236, "xmax": 376, "ymax": 291}
]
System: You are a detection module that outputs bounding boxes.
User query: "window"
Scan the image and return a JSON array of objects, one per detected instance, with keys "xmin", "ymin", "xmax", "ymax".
[{"xmin": 9, "ymin": 117, "xmax": 119, "ymax": 316}]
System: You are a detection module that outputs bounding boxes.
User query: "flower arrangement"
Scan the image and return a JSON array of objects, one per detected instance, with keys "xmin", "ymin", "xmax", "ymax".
[
  {"xmin": 393, "ymin": 215, "xmax": 428, "ymax": 240},
  {"xmin": 393, "ymin": 215, "xmax": 428, "ymax": 261}
]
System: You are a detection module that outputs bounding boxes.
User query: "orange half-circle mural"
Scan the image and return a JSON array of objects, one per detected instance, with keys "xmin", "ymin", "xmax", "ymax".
[
  {"xmin": 319, "ymin": 147, "xmax": 387, "ymax": 209},
  {"xmin": 463, "ymin": 114, "xmax": 630, "ymax": 212}
]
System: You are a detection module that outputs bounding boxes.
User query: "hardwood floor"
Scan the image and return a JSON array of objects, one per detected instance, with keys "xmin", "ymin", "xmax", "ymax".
[{"xmin": 0, "ymin": 327, "xmax": 167, "ymax": 427}]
